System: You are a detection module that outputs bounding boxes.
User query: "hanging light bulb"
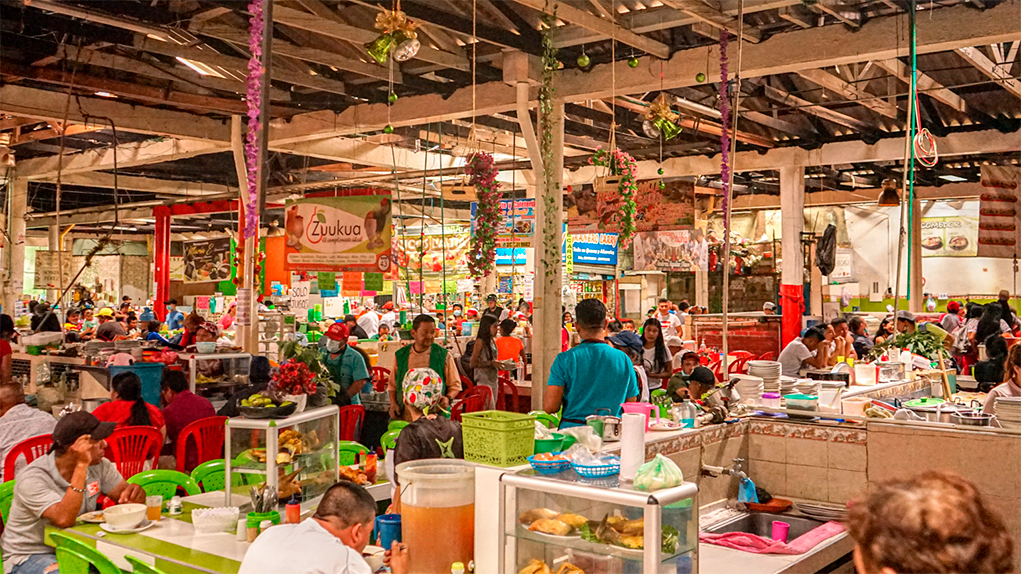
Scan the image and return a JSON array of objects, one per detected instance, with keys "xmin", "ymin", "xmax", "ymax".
[
  {"xmin": 642, "ymin": 120, "xmax": 661, "ymax": 139},
  {"xmin": 392, "ymin": 30, "xmax": 420, "ymax": 62},
  {"xmin": 877, "ymin": 178, "xmax": 901, "ymax": 206}
]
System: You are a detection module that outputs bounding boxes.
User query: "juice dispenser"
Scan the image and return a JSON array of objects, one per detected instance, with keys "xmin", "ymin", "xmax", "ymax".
[{"xmin": 396, "ymin": 460, "xmax": 475, "ymax": 574}]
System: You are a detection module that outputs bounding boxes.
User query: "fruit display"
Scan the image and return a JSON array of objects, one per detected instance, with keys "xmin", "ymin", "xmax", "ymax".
[{"xmin": 240, "ymin": 392, "xmax": 294, "ymax": 409}]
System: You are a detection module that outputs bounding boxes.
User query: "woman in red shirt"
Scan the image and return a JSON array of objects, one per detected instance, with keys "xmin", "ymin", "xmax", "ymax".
[
  {"xmin": 0, "ymin": 315, "xmax": 13, "ymax": 384},
  {"xmin": 93, "ymin": 372, "xmax": 166, "ymax": 438}
]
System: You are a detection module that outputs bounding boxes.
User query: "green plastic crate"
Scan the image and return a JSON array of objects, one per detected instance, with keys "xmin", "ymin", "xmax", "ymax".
[{"xmin": 460, "ymin": 410, "xmax": 536, "ymax": 467}]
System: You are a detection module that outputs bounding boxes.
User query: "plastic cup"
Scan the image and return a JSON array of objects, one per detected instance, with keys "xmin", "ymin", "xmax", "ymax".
[
  {"xmin": 375, "ymin": 513, "xmax": 402, "ymax": 551},
  {"xmin": 772, "ymin": 521, "xmax": 790, "ymax": 543},
  {"xmin": 145, "ymin": 495, "xmax": 163, "ymax": 522}
]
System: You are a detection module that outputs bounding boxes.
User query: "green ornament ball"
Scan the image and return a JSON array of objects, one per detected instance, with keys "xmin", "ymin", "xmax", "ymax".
[
  {"xmin": 577, "ymin": 53, "xmax": 590, "ymax": 68},
  {"xmin": 627, "ymin": 57, "xmax": 639, "ymax": 68},
  {"xmin": 383, "ymin": 124, "xmax": 394, "ymax": 134},
  {"xmin": 658, "ymin": 181, "xmax": 666, "ymax": 190},
  {"xmin": 657, "ymin": 167, "xmax": 664, "ymax": 175},
  {"xmin": 696, "ymin": 72, "xmax": 707, "ymax": 83},
  {"xmin": 388, "ymin": 92, "xmax": 398, "ymax": 103}
]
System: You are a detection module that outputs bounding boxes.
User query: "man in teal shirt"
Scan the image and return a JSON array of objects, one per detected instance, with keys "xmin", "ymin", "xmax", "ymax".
[
  {"xmin": 545, "ymin": 299, "xmax": 639, "ymax": 428},
  {"xmin": 321, "ymin": 323, "xmax": 371, "ymax": 406}
]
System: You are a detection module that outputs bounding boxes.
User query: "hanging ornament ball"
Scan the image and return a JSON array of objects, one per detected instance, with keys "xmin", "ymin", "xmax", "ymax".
[
  {"xmin": 383, "ymin": 124, "xmax": 394, "ymax": 134},
  {"xmin": 576, "ymin": 53, "xmax": 590, "ymax": 68},
  {"xmin": 657, "ymin": 167, "xmax": 664, "ymax": 175},
  {"xmin": 627, "ymin": 56, "xmax": 639, "ymax": 68},
  {"xmin": 388, "ymin": 92, "xmax": 398, "ymax": 103},
  {"xmin": 392, "ymin": 34, "xmax": 420, "ymax": 62},
  {"xmin": 659, "ymin": 181, "xmax": 666, "ymax": 190},
  {"xmin": 642, "ymin": 119, "xmax": 661, "ymax": 139},
  {"xmin": 696, "ymin": 72, "xmax": 707, "ymax": 83}
]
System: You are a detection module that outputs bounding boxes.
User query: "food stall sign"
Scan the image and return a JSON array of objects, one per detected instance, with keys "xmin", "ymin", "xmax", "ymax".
[
  {"xmin": 182, "ymin": 238, "xmax": 232, "ymax": 283},
  {"xmin": 568, "ymin": 233, "xmax": 619, "ymax": 266},
  {"xmin": 33, "ymin": 250, "xmax": 73, "ymax": 290},
  {"xmin": 471, "ymin": 198, "xmax": 535, "ymax": 247},
  {"xmin": 291, "ymin": 281, "xmax": 310, "ymax": 317},
  {"xmin": 921, "ymin": 216, "xmax": 978, "ymax": 258},
  {"xmin": 284, "ymin": 189, "xmax": 393, "ymax": 273}
]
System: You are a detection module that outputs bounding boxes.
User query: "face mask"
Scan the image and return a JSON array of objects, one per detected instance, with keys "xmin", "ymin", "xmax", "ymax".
[
  {"xmin": 326, "ymin": 339, "xmax": 342, "ymax": 353},
  {"xmin": 454, "ymin": 310, "xmax": 462, "ymax": 317}
]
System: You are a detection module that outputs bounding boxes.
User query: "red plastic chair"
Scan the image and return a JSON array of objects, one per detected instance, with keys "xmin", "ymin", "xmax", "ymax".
[
  {"xmin": 371, "ymin": 367, "xmax": 390, "ymax": 392},
  {"xmin": 709, "ymin": 359, "xmax": 723, "ymax": 380},
  {"xmin": 496, "ymin": 377, "xmax": 519, "ymax": 412},
  {"xmin": 728, "ymin": 357, "xmax": 751, "ymax": 375},
  {"xmin": 175, "ymin": 416, "xmax": 227, "ymax": 474},
  {"xmin": 338, "ymin": 405, "xmax": 365, "ymax": 442},
  {"xmin": 3, "ymin": 434, "xmax": 53, "ymax": 482},
  {"xmin": 456, "ymin": 375, "xmax": 476, "ymax": 399},
  {"xmin": 105, "ymin": 426, "xmax": 162, "ymax": 479},
  {"xmin": 451, "ymin": 386, "xmax": 491, "ymax": 422},
  {"xmin": 758, "ymin": 352, "xmax": 775, "ymax": 361}
]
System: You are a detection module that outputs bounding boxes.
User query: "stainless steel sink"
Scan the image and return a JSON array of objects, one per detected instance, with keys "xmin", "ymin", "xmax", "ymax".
[{"xmin": 705, "ymin": 512, "xmax": 825, "ymax": 541}]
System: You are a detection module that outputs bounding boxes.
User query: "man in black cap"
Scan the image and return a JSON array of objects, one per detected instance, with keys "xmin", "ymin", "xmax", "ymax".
[
  {"xmin": 666, "ymin": 365, "xmax": 717, "ymax": 402},
  {"xmin": 343, "ymin": 315, "xmax": 368, "ymax": 340},
  {"xmin": 482, "ymin": 294, "xmax": 505, "ymax": 321},
  {"xmin": 1, "ymin": 412, "xmax": 146, "ymax": 572}
]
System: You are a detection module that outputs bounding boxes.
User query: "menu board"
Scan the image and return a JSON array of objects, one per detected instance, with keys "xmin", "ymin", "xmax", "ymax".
[
  {"xmin": 471, "ymin": 198, "xmax": 535, "ymax": 248},
  {"xmin": 182, "ymin": 238, "xmax": 232, "ymax": 283},
  {"xmin": 921, "ymin": 216, "xmax": 978, "ymax": 258}
]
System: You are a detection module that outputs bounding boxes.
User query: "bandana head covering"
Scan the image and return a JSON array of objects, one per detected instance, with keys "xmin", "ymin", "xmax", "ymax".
[{"xmin": 402, "ymin": 368, "xmax": 443, "ymax": 411}]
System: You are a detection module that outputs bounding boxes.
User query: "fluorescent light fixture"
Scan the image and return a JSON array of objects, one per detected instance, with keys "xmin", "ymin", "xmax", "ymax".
[
  {"xmin": 94, "ymin": 91, "xmax": 116, "ymax": 98},
  {"xmin": 175, "ymin": 57, "xmax": 225, "ymax": 78},
  {"xmin": 146, "ymin": 33, "xmax": 168, "ymax": 42},
  {"xmin": 939, "ymin": 174, "xmax": 968, "ymax": 182}
]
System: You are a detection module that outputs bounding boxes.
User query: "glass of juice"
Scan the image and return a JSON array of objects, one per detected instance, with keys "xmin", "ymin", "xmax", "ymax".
[{"xmin": 145, "ymin": 495, "xmax": 163, "ymax": 522}]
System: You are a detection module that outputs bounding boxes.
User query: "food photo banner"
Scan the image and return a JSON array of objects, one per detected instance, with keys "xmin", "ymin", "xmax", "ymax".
[
  {"xmin": 566, "ymin": 179, "xmax": 695, "ymax": 233},
  {"xmin": 284, "ymin": 189, "xmax": 393, "ymax": 273},
  {"xmin": 182, "ymin": 238, "xmax": 232, "ymax": 283},
  {"xmin": 631, "ymin": 227, "xmax": 709, "ymax": 272},
  {"xmin": 978, "ymin": 165, "xmax": 1021, "ymax": 259},
  {"xmin": 921, "ymin": 216, "xmax": 978, "ymax": 257},
  {"xmin": 394, "ymin": 225, "xmax": 471, "ymax": 278},
  {"xmin": 471, "ymin": 198, "xmax": 535, "ymax": 248}
]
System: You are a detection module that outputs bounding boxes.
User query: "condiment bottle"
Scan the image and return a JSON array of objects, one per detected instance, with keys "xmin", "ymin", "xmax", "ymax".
[
  {"xmin": 451, "ymin": 562, "xmax": 465, "ymax": 574},
  {"xmin": 168, "ymin": 496, "xmax": 183, "ymax": 515},
  {"xmin": 285, "ymin": 496, "xmax": 300, "ymax": 524},
  {"xmin": 259, "ymin": 519, "xmax": 273, "ymax": 534}
]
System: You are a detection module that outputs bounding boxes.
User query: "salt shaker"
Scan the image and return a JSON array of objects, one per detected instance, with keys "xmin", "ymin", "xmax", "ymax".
[
  {"xmin": 236, "ymin": 518, "xmax": 247, "ymax": 542},
  {"xmin": 168, "ymin": 495, "xmax": 183, "ymax": 515}
]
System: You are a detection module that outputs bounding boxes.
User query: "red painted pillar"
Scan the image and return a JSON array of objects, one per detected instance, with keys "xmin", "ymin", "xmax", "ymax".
[{"xmin": 153, "ymin": 206, "xmax": 171, "ymax": 321}]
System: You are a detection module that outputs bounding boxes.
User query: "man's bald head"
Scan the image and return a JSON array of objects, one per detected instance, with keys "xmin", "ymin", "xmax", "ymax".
[{"xmin": 0, "ymin": 384, "xmax": 25, "ymax": 416}]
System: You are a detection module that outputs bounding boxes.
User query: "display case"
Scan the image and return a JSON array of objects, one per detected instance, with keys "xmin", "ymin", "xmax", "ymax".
[
  {"xmin": 258, "ymin": 313, "xmax": 296, "ymax": 361},
  {"xmin": 224, "ymin": 406, "xmax": 340, "ymax": 512},
  {"xmin": 499, "ymin": 471, "xmax": 698, "ymax": 574},
  {"xmin": 176, "ymin": 352, "xmax": 252, "ymax": 393}
]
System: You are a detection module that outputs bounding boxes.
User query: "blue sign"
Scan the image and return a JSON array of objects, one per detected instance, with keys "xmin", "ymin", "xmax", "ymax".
[
  {"xmin": 495, "ymin": 248, "xmax": 528, "ymax": 265},
  {"xmin": 567, "ymin": 233, "xmax": 619, "ymax": 266}
]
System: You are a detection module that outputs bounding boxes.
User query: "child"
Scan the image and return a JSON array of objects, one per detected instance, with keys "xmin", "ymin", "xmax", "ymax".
[{"xmin": 144, "ymin": 320, "xmax": 172, "ymax": 345}]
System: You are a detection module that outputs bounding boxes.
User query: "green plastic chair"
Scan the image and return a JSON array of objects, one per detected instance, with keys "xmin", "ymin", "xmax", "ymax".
[
  {"xmin": 528, "ymin": 411, "xmax": 560, "ymax": 429},
  {"xmin": 387, "ymin": 420, "xmax": 409, "ymax": 432},
  {"xmin": 231, "ymin": 452, "xmax": 266, "ymax": 486},
  {"xmin": 337, "ymin": 440, "xmax": 368, "ymax": 466},
  {"xmin": 126, "ymin": 555, "xmax": 169, "ymax": 574},
  {"xmin": 380, "ymin": 429, "xmax": 401, "ymax": 454},
  {"xmin": 0, "ymin": 479, "xmax": 14, "ymax": 525},
  {"xmin": 127, "ymin": 470, "xmax": 200, "ymax": 500},
  {"xmin": 51, "ymin": 532, "xmax": 120, "ymax": 574},
  {"xmin": 190, "ymin": 460, "xmax": 244, "ymax": 493}
]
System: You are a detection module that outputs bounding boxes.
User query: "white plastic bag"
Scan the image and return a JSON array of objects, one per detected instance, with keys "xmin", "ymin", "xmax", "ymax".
[
  {"xmin": 557, "ymin": 425, "xmax": 602, "ymax": 452},
  {"xmin": 534, "ymin": 420, "xmax": 554, "ymax": 440},
  {"xmin": 633, "ymin": 453, "xmax": 684, "ymax": 492}
]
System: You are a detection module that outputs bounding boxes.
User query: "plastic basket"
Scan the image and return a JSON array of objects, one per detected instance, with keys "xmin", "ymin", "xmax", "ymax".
[
  {"xmin": 460, "ymin": 410, "xmax": 535, "ymax": 467},
  {"xmin": 192, "ymin": 507, "xmax": 240, "ymax": 533},
  {"xmin": 527, "ymin": 453, "xmax": 570, "ymax": 474},
  {"xmin": 571, "ymin": 456, "xmax": 621, "ymax": 478}
]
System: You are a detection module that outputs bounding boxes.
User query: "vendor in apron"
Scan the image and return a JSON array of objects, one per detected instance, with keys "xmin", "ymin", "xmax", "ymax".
[
  {"xmin": 320, "ymin": 323, "xmax": 371, "ymax": 406},
  {"xmin": 388, "ymin": 314, "xmax": 463, "ymax": 421}
]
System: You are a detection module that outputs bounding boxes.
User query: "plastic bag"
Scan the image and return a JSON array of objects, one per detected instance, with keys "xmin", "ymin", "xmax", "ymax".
[
  {"xmin": 563, "ymin": 444, "xmax": 599, "ymax": 464},
  {"xmin": 633, "ymin": 453, "xmax": 684, "ymax": 492},
  {"xmin": 534, "ymin": 421, "xmax": 554, "ymax": 440},
  {"xmin": 557, "ymin": 425, "xmax": 602, "ymax": 452}
]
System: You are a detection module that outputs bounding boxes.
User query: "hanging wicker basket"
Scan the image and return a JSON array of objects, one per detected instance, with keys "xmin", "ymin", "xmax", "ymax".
[
  {"xmin": 594, "ymin": 175, "xmax": 621, "ymax": 194},
  {"xmin": 442, "ymin": 177, "xmax": 478, "ymax": 201}
]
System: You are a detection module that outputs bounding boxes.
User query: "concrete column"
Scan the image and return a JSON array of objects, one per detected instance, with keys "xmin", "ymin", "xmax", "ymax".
[
  {"xmin": 780, "ymin": 165, "xmax": 805, "ymax": 346},
  {"xmin": 909, "ymin": 195, "xmax": 923, "ymax": 313},
  {"xmin": 3, "ymin": 179, "xmax": 27, "ymax": 314},
  {"xmin": 46, "ymin": 224, "xmax": 59, "ymax": 303}
]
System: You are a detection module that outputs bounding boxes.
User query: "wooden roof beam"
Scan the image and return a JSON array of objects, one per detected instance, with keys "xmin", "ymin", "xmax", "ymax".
[
  {"xmin": 761, "ymin": 84, "xmax": 876, "ymax": 135},
  {"xmin": 658, "ymin": 0, "xmax": 763, "ymax": 43},
  {"xmin": 956, "ymin": 46, "xmax": 1021, "ymax": 99},
  {"xmin": 796, "ymin": 68, "xmax": 899, "ymax": 119},
  {"xmin": 511, "ymin": 0, "xmax": 671, "ymax": 59},
  {"xmin": 872, "ymin": 58, "xmax": 966, "ymax": 114}
]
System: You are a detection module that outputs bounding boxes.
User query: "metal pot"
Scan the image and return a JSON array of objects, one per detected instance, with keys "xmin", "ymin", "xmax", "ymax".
[
  {"xmin": 585, "ymin": 409, "xmax": 622, "ymax": 442},
  {"xmin": 951, "ymin": 411, "xmax": 994, "ymax": 427},
  {"xmin": 905, "ymin": 398, "xmax": 971, "ymax": 423}
]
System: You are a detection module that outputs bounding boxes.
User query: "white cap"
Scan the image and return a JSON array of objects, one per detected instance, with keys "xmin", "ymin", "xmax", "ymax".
[
  {"xmin": 763, "ymin": 302, "xmax": 777, "ymax": 311},
  {"xmin": 665, "ymin": 335, "xmax": 684, "ymax": 347}
]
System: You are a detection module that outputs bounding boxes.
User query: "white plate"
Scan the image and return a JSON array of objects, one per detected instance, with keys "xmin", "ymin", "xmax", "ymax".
[
  {"xmin": 519, "ymin": 525, "xmax": 581, "ymax": 541},
  {"xmin": 100, "ymin": 519, "xmax": 158, "ymax": 534},
  {"xmin": 79, "ymin": 511, "xmax": 105, "ymax": 524},
  {"xmin": 649, "ymin": 421, "xmax": 686, "ymax": 431}
]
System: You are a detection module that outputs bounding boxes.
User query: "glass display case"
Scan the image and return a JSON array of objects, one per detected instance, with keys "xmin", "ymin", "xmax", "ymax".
[
  {"xmin": 224, "ymin": 406, "xmax": 340, "ymax": 512},
  {"xmin": 177, "ymin": 352, "xmax": 252, "ymax": 394},
  {"xmin": 499, "ymin": 470, "xmax": 698, "ymax": 574}
]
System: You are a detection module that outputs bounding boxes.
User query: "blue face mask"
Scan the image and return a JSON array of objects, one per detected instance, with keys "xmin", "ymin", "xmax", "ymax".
[{"xmin": 454, "ymin": 310, "xmax": 462, "ymax": 317}]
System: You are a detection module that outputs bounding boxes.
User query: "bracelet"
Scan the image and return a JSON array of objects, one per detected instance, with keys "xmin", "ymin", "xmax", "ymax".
[{"xmin": 69, "ymin": 486, "xmax": 85, "ymax": 494}]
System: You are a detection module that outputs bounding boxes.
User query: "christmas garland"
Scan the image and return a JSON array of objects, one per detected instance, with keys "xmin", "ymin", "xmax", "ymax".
[
  {"xmin": 590, "ymin": 147, "xmax": 639, "ymax": 247},
  {"xmin": 718, "ymin": 30, "xmax": 731, "ymax": 224},
  {"xmin": 539, "ymin": 1, "xmax": 559, "ymax": 279},
  {"xmin": 242, "ymin": 0, "xmax": 264, "ymax": 240},
  {"xmin": 466, "ymin": 151, "xmax": 500, "ymax": 278}
]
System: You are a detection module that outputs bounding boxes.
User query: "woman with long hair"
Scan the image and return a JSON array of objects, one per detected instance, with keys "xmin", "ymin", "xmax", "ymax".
[
  {"xmin": 470, "ymin": 314, "xmax": 500, "ymax": 408},
  {"xmin": 92, "ymin": 372, "xmax": 166, "ymax": 438},
  {"xmin": 983, "ymin": 341, "xmax": 1021, "ymax": 418},
  {"xmin": 641, "ymin": 318, "xmax": 673, "ymax": 390},
  {"xmin": 874, "ymin": 316, "xmax": 894, "ymax": 345}
]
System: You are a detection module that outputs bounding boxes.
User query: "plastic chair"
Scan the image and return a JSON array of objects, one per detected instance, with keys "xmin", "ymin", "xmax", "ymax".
[
  {"xmin": 175, "ymin": 416, "xmax": 227, "ymax": 474},
  {"xmin": 51, "ymin": 532, "xmax": 120, "ymax": 574},
  {"xmin": 338, "ymin": 405, "xmax": 365, "ymax": 442},
  {"xmin": 127, "ymin": 469, "xmax": 200, "ymax": 500},
  {"xmin": 497, "ymin": 377, "xmax": 519, "ymax": 411},
  {"xmin": 126, "ymin": 556, "xmax": 169, "ymax": 574},
  {"xmin": 456, "ymin": 375, "xmax": 475, "ymax": 399},
  {"xmin": 0, "ymin": 479, "xmax": 14, "ymax": 525},
  {"xmin": 451, "ymin": 386, "xmax": 491, "ymax": 422},
  {"xmin": 380, "ymin": 429, "xmax": 401, "ymax": 454},
  {"xmin": 758, "ymin": 352, "xmax": 775, "ymax": 361},
  {"xmin": 105, "ymin": 426, "xmax": 163, "ymax": 479},
  {"xmin": 190, "ymin": 459, "xmax": 244, "ymax": 493},
  {"xmin": 337, "ymin": 441, "xmax": 368, "ymax": 466},
  {"xmin": 371, "ymin": 367, "xmax": 390, "ymax": 392},
  {"xmin": 3, "ymin": 434, "xmax": 53, "ymax": 482},
  {"xmin": 387, "ymin": 420, "xmax": 409, "ymax": 432}
]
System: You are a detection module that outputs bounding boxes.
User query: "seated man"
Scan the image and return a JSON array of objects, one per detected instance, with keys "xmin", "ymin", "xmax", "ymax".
[
  {"xmin": 0, "ymin": 384, "xmax": 57, "ymax": 479},
  {"xmin": 666, "ymin": 352, "xmax": 703, "ymax": 401},
  {"xmin": 778, "ymin": 326, "xmax": 829, "ymax": 377},
  {"xmin": 160, "ymin": 370, "xmax": 216, "ymax": 469},
  {"xmin": 1, "ymin": 412, "xmax": 145, "ymax": 573},
  {"xmin": 667, "ymin": 365, "xmax": 717, "ymax": 402},
  {"xmin": 239, "ymin": 481, "xmax": 407, "ymax": 574}
]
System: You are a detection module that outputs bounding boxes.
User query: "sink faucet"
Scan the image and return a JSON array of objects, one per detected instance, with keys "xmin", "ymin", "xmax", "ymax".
[{"xmin": 701, "ymin": 458, "xmax": 748, "ymax": 480}]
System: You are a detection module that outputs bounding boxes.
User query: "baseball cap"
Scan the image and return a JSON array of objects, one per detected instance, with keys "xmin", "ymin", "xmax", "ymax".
[
  {"xmin": 609, "ymin": 331, "xmax": 644, "ymax": 354},
  {"xmin": 896, "ymin": 310, "xmax": 916, "ymax": 323},
  {"xmin": 486, "ymin": 294, "xmax": 497, "ymax": 302},
  {"xmin": 382, "ymin": 301, "xmax": 394, "ymax": 310},
  {"xmin": 665, "ymin": 335, "xmax": 684, "ymax": 348},
  {"xmin": 947, "ymin": 301, "xmax": 961, "ymax": 313},
  {"xmin": 680, "ymin": 351, "xmax": 700, "ymax": 364},
  {"xmin": 325, "ymin": 322, "xmax": 350, "ymax": 341},
  {"xmin": 688, "ymin": 366, "xmax": 717, "ymax": 387},
  {"xmin": 50, "ymin": 411, "xmax": 116, "ymax": 453},
  {"xmin": 95, "ymin": 308, "xmax": 114, "ymax": 317}
]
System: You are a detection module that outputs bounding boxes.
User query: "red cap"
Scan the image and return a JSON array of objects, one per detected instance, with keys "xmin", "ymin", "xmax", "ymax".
[
  {"xmin": 382, "ymin": 301, "xmax": 394, "ymax": 310},
  {"xmin": 325, "ymin": 322, "xmax": 350, "ymax": 341},
  {"xmin": 947, "ymin": 301, "xmax": 961, "ymax": 313}
]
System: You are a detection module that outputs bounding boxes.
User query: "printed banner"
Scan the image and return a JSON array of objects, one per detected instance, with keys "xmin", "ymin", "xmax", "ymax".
[
  {"xmin": 631, "ymin": 228, "xmax": 709, "ymax": 272},
  {"xmin": 33, "ymin": 251, "xmax": 73, "ymax": 290},
  {"xmin": 394, "ymin": 225, "xmax": 470, "ymax": 278},
  {"xmin": 921, "ymin": 216, "xmax": 978, "ymax": 258},
  {"xmin": 284, "ymin": 189, "xmax": 393, "ymax": 273},
  {"xmin": 978, "ymin": 165, "xmax": 1021, "ymax": 258},
  {"xmin": 568, "ymin": 233, "xmax": 619, "ymax": 266},
  {"xmin": 566, "ymin": 179, "xmax": 694, "ymax": 233},
  {"xmin": 182, "ymin": 238, "xmax": 232, "ymax": 283},
  {"xmin": 471, "ymin": 198, "xmax": 535, "ymax": 248}
]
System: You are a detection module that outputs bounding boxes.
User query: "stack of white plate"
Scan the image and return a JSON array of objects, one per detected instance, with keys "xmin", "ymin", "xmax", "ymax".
[
  {"xmin": 779, "ymin": 376, "xmax": 799, "ymax": 395},
  {"xmin": 795, "ymin": 502, "xmax": 848, "ymax": 522},
  {"xmin": 747, "ymin": 361, "xmax": 781, "ymax": 393},
  {"xmin": 731, "ymin": 374, "xmax": 764, "ymax": 405},
  {"xmin": 796, "ymin": 378, "xmax": 821, "ymax": 396},
  {"xmin": 995, "ymin": 397, "xmax": 1021, "ymax": 429}
]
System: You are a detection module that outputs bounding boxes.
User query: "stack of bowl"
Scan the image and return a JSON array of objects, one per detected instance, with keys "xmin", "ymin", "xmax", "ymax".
[
  {"xmin": 731, "ymin": 374, "xmax": 764, "ymax": 405},
  {"xmin": 795, "ymin": 378, "xmax": 821, "ymax": 396},
  {"xmin": 779, "ymin": 376, "xmax": 799, "ymax": 395},
  {"xmin": 747, "ymin": 361, "xmax": 781, "ymax": 394}
]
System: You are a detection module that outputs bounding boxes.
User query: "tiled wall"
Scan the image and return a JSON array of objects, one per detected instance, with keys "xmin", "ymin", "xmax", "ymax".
[
  {"xmin": 650, "ymin": 424, "xmax": 750, "ymax": 506},
  {"xmin": 746, "ymin": 419, "xmax": 868, "ymax": 505}
]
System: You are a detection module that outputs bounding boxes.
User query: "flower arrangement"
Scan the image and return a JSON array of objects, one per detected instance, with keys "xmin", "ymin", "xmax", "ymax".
[
  {"xmin": 271, "ymin": 359, "xmax": 318, "ymax": 396},
  {"xmin": 589, "ymin": 147, "xmax": 639, "ymax": 247},
  {"xmin": 242, "ymin": 0, "xmax": 264, "ymax": 240},
  {"xmin": 466, "ymin": 151, "xmax": 501, "ymax": 278}
]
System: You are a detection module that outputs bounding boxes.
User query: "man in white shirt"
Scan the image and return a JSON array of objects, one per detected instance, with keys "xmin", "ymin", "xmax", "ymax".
[
  {"xmin": 655, "ymin": 299, "xmax": 684, "ymax": 339},
  {"xmin": 0, "ymin": 385, "xmax": 56, "ymax": 479},
  {"xmin": 778, "ymin": 326, "xmax": 829, "ymax": 376},
  {"xmin": 379, "ymin": 301, "xmax": 397, "ymax": 329},
  {"xmin": 239, "ymin": 481, "xmax": 408, "ymax": 574},
  {"xmin": 357, "ymin": 305, "xmax": 381, "ymax": 338}
]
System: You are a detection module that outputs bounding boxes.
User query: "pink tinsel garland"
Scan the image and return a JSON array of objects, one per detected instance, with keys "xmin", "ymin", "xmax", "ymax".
[
  {"xmin": 243, "ymin": 0, "xmax": 264, "ymax": 239},
  {"xmin": 718, "ymin": 30, "xmax": 730, "ymax": 226}
]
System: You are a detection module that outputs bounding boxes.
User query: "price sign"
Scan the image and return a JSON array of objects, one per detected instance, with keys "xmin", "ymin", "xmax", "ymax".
[
  {"xmin": 236, "ymin": 288, "xmax": 252, "ymax": 326},
  {"xmin": 291, "ymin": 281, "xmax": 310, "ymax": 317}
]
